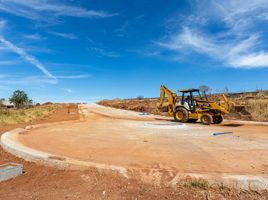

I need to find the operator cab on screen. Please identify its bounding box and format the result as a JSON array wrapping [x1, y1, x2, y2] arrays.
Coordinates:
[[179, 88, 208, 112]]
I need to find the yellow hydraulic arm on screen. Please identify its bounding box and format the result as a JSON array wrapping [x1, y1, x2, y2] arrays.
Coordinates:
[[220, 94, 233, 113], [159, 85, 177, 115]]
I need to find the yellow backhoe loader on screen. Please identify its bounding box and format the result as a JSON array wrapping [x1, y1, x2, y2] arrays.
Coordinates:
[[159, 85, 233, 125]]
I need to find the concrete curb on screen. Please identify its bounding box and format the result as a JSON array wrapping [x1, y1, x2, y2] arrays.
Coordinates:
[[1, 104, 268, 190], [2, 128, 268, 190], [0, 127, 128, 178]]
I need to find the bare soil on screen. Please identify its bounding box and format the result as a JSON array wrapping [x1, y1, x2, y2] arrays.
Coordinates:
[[18, 106, 268, 176], [0, 104, 268, 199]]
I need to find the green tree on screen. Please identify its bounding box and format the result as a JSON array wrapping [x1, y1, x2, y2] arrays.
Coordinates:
[[9, 90, 29, 108]]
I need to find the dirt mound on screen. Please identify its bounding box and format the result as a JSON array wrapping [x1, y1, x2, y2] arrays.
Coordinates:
[[99, 98, 167, 116]]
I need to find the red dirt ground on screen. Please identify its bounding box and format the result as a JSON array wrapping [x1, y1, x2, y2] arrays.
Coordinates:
[[0, 104, 268, 199]]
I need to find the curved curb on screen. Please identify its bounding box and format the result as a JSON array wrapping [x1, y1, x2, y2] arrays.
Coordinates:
[[1, 104, 268, 190], [0, 128, 128, 178], [2, 128, 268, 190]]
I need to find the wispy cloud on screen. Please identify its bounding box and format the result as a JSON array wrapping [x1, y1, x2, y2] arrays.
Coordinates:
[[0, 35, 57, 79], [115, 21, 129, 37], [23, 34, 44, 40], [0, 75, 57, 85], [156, 0, 268, 68], [157, 27, 268, 68], [48, 31, 77, 40], [56, 74, 90, 79], [90, 47, 120, 58], [0, 60, 19, 65], [206, 0, 268, 32], [0, 0, 117, 22], [0, 74, 89, 87]]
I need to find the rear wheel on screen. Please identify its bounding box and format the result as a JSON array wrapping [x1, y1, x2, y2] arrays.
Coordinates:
[[213, 115, 223, 124], [173, 108, 189, 122], [201, 114, 213, 125]]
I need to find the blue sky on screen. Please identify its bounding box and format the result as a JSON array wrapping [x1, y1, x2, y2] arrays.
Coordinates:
[[0, 0, 268, 102]]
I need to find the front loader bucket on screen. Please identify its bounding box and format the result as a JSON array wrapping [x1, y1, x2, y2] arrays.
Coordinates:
[[228, 105, 252, 120]]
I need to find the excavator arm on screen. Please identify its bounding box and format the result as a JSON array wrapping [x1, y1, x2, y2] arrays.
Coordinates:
[[159, 85, 177, 115], [221, 94, 233, 113]]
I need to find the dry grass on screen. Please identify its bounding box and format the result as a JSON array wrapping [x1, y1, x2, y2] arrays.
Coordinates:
[[0, 104, 60, 124], [184, 180, 209, 188], [247, 99, 268, 121]]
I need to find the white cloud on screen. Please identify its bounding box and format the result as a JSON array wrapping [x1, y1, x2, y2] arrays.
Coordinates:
[[56, 74, 90, 79], [48, 31, 77, 40], [0, 0, 117, 22], [193, 0, 268, 32], [0, 35, 57, 79], [229, 53, 268, 68], [0, 60, 19, 65], [156, 27, 217, 54], [23, 34, 44, 40], [157, 27, 268, 68], [156, 0, 268, 68], [0, 75, 57, 85]]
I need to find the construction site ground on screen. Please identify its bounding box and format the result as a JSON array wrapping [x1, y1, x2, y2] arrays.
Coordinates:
[[1, 104, 268, 199]]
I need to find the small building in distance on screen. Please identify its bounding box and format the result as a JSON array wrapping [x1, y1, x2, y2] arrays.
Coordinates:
[[0, 100, 15, 108]]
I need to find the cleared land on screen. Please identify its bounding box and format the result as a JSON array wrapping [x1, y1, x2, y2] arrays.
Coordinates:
[[15, 104, 268, 176], [1, 104, 268, 199], [1, 103, 268, 199]]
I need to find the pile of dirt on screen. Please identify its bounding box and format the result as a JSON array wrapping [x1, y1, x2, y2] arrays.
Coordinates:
[[99, 98, 166, 116]]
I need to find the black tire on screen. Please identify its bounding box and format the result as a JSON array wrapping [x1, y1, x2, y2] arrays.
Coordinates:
[[213, 115, 223, 124], [173, 107, 189, 122], [201, 114, 213, 125]]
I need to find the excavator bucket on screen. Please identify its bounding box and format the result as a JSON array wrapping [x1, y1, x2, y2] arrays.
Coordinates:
[[229, 105, 252, 120]]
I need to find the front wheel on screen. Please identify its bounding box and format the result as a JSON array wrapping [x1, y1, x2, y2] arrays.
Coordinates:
[[201, 114, 213, 125], [173, 108, 189, 122]]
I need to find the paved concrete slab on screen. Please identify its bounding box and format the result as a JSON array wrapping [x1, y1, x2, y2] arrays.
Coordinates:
[[1, 103, 268, 190]]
